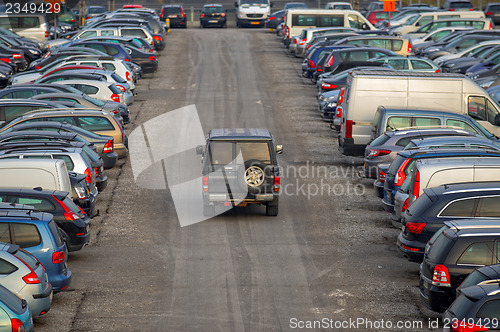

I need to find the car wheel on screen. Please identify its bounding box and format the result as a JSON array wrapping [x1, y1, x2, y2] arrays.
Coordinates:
[[266, 199, 279, 216], [200, 23, 204, 28], [18, 58, 30, 72], [241, 159, 268, 194], [203, 203, 215, 217]]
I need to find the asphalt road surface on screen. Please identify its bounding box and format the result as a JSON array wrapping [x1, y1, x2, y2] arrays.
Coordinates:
[[35, 28, 442, 332]]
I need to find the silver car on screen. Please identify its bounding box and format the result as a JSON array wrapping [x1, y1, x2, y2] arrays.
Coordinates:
[[0, 243, 52, 317]]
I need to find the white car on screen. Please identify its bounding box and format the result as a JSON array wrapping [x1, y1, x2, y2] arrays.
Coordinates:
[[48, 80, 130, 105]]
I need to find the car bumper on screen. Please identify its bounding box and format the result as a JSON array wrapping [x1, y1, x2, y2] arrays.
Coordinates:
[[27, 282, 52, 316], [122, 91, 134, 105], [373, 180, 384, 198], [115, 143, 128, 159], [382, 195, 394, 213], [50, 264, 72, 292], [96, 174, 108, 192], [397, 234, 425, 263], [101, 151, 118, 169], [68, 229, 90, 252], [200, 18, 226, 26], [76, 193, 97, 218], [419, 274, 454, 312], [134, 59, 158, 74], [338, 137, 365, 156], [238, 18, 266, 26]]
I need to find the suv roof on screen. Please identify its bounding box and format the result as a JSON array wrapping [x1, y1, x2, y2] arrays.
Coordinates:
[[208, 128, 273, 140]]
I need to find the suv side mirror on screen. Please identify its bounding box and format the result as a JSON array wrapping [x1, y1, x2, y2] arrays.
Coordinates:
[[276, 144, 283, 154], [196, 145, 204, 155]]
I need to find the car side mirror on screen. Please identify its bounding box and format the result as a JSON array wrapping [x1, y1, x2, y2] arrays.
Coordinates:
[[276, 144, 283, 154], [196, 145, 204, 155]]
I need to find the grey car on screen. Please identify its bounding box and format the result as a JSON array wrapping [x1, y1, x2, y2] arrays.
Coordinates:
[[404, 135, 500, 151], [0, 243, 52, 317], [363, 128, 477, 178]]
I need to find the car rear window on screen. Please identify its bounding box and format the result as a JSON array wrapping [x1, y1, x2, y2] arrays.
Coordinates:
[[62, 196, 81, 215], [108, 84, 120, 94], [12, 197, 55, 212], [0, 284, 25, 315], [447, 293, 476, 319], [78, 116, 115, 131], [406, 192, 432, 217], [0, 258, 16, 274], [459, 270, 489, 290], [370, 134, 390, 147], [14, 248, 38, 271], [164, 7, 182, 14], [203, 6, 224, 13], [12, 223, 41, 248], [47, 220, 63, 247], [388, 155, 407, 175], [111, 73, 126, 83], [427, 228, 455, 261], [440, 198, 477, 217]]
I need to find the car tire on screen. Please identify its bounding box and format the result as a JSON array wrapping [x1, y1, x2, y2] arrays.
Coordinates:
[[18, 58, 30, 72], [203, 203, 215, 217], [266, 199, 279, 216], [200, 23, 204, 28], [242, 159, 268, 194]]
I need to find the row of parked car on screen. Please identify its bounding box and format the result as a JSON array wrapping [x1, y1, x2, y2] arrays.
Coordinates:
[[275, 2, 500, 330], [0, 5, 164, 331]]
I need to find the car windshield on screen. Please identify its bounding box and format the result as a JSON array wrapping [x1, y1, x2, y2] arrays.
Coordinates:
[[83, 94, 105, 106], [241, 0, 268, 5], [402, 14, 421, 26]]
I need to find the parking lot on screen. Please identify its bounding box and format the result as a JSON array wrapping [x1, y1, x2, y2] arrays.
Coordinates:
[[25, 27, 448, 331]]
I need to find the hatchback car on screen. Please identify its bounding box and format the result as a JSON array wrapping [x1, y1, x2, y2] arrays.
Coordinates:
[[485, 3, 500, 24], [0, 283, 33, 332], [443, 0, 474, 11], [160, 5, 186, 28], [0, 204, 71, 292], [420, 219, 500, 312], [456, 263, 500, 296], [399, 181, 500, 263], [200, 4, 227, 28]]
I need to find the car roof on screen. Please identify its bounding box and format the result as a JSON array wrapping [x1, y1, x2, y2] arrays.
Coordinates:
[[387, 128, 472, 137], [399, 147, 500, 158], [203, 4, 223, 7], [428, 181, 500, 196], [411, 135, 496, 145], [378, 107, 480, 119], [209, 128, 273, 140]]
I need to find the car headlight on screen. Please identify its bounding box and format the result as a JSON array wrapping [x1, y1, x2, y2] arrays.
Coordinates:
[[75, 184, 87, 199], [327, 102, 337, 108], [28, 49, 40, 55], [0, 73, 7, 78]]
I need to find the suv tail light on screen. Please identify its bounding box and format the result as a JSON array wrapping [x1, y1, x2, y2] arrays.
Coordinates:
[[435, 69, 441, 73], [406, 221, 426, 234], [45, 31, 49, 38], [84, 168, 92, 184], [11, 318, 25, 332], [338, 88, 345, 104], [299, 38, 307, 46], [115, 84, 126, 92], [0, 58, 11, 63], [486, 11, 493, 15], [378, 169, 386, 182], [293, 38, 297, 44], [126, 71, 131, 81], [181, 7, 186, 18], [22, 271, 40, 284], [53, 195, 81, 221], [432, 264, 451, 287], [103, 139, 113, 153], [368, 149, 390, 157], [321, 83, 337, 90], [395, 158, 411, 186], [449, 8, 455, 11], [412, 169, 420, 200], [274, 176, 280, 192], [111, 93, 120, 103], [345, 120, 353, 138], [149, 56, 157, 61], [336, 106, 342, 118], [308, 59, 315, 68], [153, 35, 162, 41], [452, 321, 489, 331], [489, 22, 493, 30], [407, 41, 412, 54], [203, 176, 208, 192], [402, 198, 409, 212], [52, 251, 66, 264], [326, 55, 334, 68]]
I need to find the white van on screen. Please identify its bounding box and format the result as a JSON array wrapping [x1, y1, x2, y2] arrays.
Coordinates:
[[0, 14, 49, 41], [235, 0, 271, 28], [390, 11, 485, 35], [283, 9, 375, 45], [408, 157, 500, 204], [0, 159, 73, 198], [338, 70, 500, 156]]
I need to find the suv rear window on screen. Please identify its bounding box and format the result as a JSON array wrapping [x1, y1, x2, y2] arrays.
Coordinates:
[[459, 269, 490, 289], [457, 242, 492, 265], [387, 154, 406, 175], [164, 7, 182, 15], [209, 141, 271, 165], [12, 223, 41, 248], [427, 229, 455, 261], [370, 134, 390, 147]]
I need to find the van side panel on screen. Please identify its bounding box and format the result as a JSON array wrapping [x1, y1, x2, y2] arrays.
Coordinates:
[[407, 79, 463, 112], [426, 169, 474, 190], [474, 167, 500, 181]]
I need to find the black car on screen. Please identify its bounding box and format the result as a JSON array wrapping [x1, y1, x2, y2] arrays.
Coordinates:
[[0, 188, 90, 252], [197, 128, 282, 217], [456, 264, 500, 296], [398, 181, 500, 263], [420, 219, 500, 312], [266, 9, 285, 29], [443, 282, 500, 332], [200, 4, 227, 28], [160, 5, 187, 28], [0, 44, 27, 72], [0, 35, 41, 64], [424, 35, 500, 61], [441, 45, 500, 74], [485, 3, 500, 25]]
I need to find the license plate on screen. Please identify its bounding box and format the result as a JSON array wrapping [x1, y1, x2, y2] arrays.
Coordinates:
[[251, 21, 260, 25], [209, 20, 218, 23], [168, 15, 178, 18]]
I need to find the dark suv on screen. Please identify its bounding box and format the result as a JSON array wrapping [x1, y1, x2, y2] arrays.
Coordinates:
[[160, 5, 187, 28], [398, 181, 500, 263], [200, 4, 227, 28], [420, 219, 500, 312], [197, 128, 282, 217]]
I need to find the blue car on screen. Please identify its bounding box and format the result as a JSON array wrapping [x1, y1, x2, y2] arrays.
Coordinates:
[[65, 41, 133, 62], [0, 203, 71, 292], [0, 284, 33, 332]]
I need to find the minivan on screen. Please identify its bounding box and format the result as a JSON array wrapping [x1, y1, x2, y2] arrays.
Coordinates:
[[371, 107, 494, 142], [389, 10, 485, 35], [338, 70, 500, 156], [283, 9, 375, 45], [0, 14, 49, 42], [0, 159, 73, 199]]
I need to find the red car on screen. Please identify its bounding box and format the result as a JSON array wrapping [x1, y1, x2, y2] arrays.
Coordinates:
[[366, 10, 400, 25]]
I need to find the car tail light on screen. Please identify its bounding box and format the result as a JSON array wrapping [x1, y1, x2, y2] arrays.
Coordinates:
[[274, 176, 280, 192], [181, 7, 186, 18], [378, 169, 386, 182], [402, 198, 409, 212], [149, 56, 157, 61], [286, 26, 290, 39], [203, 176, 208, 192], [268, 16, 275, 20], [125, 71, 131, 81], [407, 41, 412, 54], [22, 271, 40, 284], [406, 221, 426, 234], [0, 58, 11, 63], [401, 244, 419, 252], [94, 166, 99, 176], [53, 195, 81, 221], [449, 8, 455, 11], [103, 139, 113, 153], [306, 44, 313, 49], [394, 158, 411, 186], [345, 120, 353, 138], [435, 69, 440, 73], [432, 264, 451, 287], [452, 321, 489, 332], [111, 93, 120, 102], [489, 22, 493, 30], [11, 318, 25, 332], [412, 169, 420, 200], [338, 88, 345, 104], [201, 13, 205, 18], [153, 35, 162, 41], [299, 38, 307, 46], [52, 251, 66, 264], [486, 11, 493, 15], [45, 31, 49, 38], [321, 83, 337, 90], [308, 59, 315, 68], [326, 55, 334, 68], [12, 54, 22, 59], [84, 168, 92, 184], [336, 106, 342, 118], [317, 68, 323, 72], [124, 58, 130, 62], [470, 7, 475, 11], [293, 38, 297, 44], [115, 84, 126, 93], [35, 65, 41, 69], [368, 149, 391, 157]]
